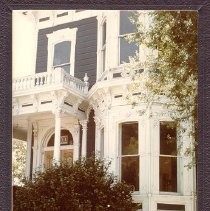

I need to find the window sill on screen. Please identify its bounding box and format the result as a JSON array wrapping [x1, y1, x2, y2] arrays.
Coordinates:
[[159, 191, 181, 196]]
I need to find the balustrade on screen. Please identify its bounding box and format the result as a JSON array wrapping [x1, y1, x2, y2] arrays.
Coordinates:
[[98, 66, 131, 81], [13, 68, 89, 95]]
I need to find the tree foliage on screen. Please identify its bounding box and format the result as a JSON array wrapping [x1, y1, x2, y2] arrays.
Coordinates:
[[126, 11, 198, 160], [13, 155, 140, 211], [12, 139, 27, 185]]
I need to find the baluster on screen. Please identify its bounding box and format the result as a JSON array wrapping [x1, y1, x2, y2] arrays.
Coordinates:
[[40, 76, 43, 85], [26, 77, 29, 88], [23, 78, 26, 89], [13, 80, 16, 91], [17, 79, 20, 90], [44, 75, 46, 85], [36, 76, 39, 86], [47, 73, 51, 85], [29, 76, 32, 88], [52, 72, 55, 84], [25, 78, 27, 89], [50, 73, 53, 84], [45, 75, 48, 85], [28, 77, 30, 88]]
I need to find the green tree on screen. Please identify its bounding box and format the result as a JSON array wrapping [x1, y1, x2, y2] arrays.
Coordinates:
[[126, 11, 198, 164], [13, 155, 140, 211], [12, 138, 27, 185]]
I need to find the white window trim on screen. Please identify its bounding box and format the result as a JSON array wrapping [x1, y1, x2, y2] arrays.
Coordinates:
[[47, 27, 78, 76], [98, 16, 107, 76], [44, 145, 74, 151], [118, 32, 140, 66], [118, 121, 140, 193], [158, 120, 182, 195]]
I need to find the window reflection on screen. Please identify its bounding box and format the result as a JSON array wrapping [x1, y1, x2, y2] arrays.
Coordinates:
[[44, 129, 74, 168], [44, 149, 73, 168], [53, 41, 71, 73], [159, 121, 177, 192], [121, 122, 139, 191], [122, 156, 139, 191]]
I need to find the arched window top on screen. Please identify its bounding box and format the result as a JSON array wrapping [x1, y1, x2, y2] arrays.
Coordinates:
[[47, 129, 73, 146]]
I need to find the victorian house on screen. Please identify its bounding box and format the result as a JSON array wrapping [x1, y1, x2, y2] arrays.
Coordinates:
[[13, 10, 196, 211]]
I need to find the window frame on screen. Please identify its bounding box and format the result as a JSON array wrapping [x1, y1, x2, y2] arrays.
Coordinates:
[[42, 129, 74, 168], [158, 121, 182, 195], [47, 27, 77, 76], [119, 121, 140, 192], [118, 32, 140, 65], [101, 18, 107, 73]]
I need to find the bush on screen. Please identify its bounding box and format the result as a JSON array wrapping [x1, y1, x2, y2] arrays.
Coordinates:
[[13, 155, 140, 211]]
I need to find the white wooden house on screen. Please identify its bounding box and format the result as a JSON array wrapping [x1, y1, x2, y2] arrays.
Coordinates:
[[12, 10, 196, 211]]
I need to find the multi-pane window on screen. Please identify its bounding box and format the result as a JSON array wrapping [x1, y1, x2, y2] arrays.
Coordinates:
[[44, 129, 73, 168], [159, 121, 177, 192], [119, 11, 139, 64], [120, 122, 139, 191], [53, 41, 71, 73], [101, 21, 106, 72]]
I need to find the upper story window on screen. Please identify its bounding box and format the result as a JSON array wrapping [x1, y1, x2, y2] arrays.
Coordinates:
[[101, 20, 107, 72], [119, 11, 139, 64], [47, 28, 77, 75], [120, 122, 139, 191], [159, 121, 177, 192], [53, 41, 71, 73]]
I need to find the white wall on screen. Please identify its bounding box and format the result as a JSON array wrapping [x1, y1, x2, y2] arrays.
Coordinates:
[[12, 11, 37, 78]]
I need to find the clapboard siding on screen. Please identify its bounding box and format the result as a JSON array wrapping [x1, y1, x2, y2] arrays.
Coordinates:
[[36, 17, 97, 87]]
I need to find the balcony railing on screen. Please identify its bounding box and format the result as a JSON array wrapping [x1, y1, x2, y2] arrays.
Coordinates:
[[13, 68, 89, 95], [98, 64, 146, 82], [98, 66, 131, 82]]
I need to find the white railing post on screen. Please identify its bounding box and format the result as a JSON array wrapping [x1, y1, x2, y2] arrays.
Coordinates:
[[83, 73, 89, 93]]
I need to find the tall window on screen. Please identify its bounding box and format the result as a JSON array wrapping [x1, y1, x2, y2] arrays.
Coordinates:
[[53, 41, 71, 73], [159, 121, 177, 192], [47, 28, 77, 75], [120, 122, 139, 191], [101, 20, 106, 72], [119, 11, 139, 64], [44, 129, 73, 168]]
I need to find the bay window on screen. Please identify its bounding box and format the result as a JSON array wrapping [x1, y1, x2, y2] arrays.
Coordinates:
[[120, 122, 139, 191], [159, 121, 177, 192]]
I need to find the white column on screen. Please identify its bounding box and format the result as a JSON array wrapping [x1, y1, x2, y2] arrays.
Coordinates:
[[32, 122, 38, 173], [80, 120, 88, 157], [25, 120, 32, 178], [53, 111, 61, 163], [73, 126, 80, 162], [94, 119, 101, 155]]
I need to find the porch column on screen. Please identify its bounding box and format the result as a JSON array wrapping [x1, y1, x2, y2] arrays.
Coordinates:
[[94, 118, 101, 154], [25, 120, 32, 178], [32, 122, 38, 173], [53, 111, 61, 163], [73, 125, 80, 162], [80, 120, 88, 157]]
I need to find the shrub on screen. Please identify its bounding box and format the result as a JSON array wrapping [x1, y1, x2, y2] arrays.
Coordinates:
[[13, 155, 140, 211]]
